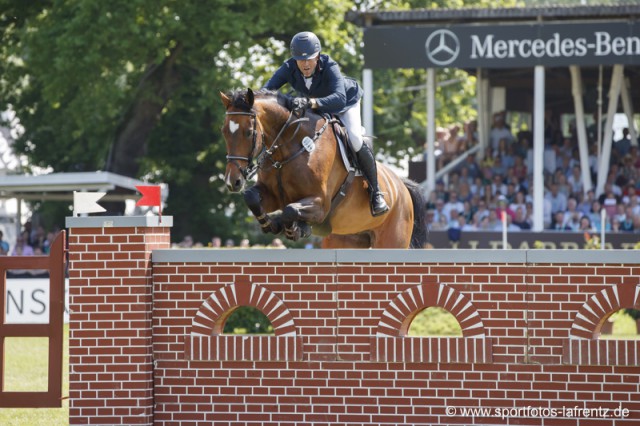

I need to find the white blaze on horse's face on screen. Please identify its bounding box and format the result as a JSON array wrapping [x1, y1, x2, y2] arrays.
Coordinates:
[[223, 115, 252, 192]]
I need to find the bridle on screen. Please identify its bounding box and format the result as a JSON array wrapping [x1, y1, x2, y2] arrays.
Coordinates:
[[224, 108, 317, 179], [224, 111, 263, 180]]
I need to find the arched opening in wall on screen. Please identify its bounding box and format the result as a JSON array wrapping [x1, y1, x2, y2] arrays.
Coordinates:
[[408, 306, 463, 337], [599, 309, 640, 339], [222, 306, 274, 335]]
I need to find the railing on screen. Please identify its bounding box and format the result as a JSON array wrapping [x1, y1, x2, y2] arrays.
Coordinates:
[[0, 231, 66, 407]]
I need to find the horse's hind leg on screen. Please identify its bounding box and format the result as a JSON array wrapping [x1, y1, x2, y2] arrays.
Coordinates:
[[369, 204, 413, 248], [243, 185, 283, 235]]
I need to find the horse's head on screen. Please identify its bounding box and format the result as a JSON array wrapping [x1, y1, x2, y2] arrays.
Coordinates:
[[219, 88, 292, 192], [220, 88, 262, 192]]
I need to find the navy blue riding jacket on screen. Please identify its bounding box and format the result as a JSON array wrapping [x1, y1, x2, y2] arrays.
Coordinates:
[[263, 54, 363, 114]]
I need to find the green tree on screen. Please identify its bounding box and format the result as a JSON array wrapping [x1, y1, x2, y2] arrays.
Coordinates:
[[0, 0, 354, 241], [1, 0, 520, 242]]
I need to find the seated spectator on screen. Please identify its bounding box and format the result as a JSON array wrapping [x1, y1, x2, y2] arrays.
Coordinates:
[[512, 155, 527, 182], [555, 171, 571, 198], [463, 119, 479, 148], [512, 207, 531, 230], [178, 235, 194, 248], [588, 201, 610, 232], [611, 217, 622, 233], [425, 209, 436, 230], [614, 127, 632, 159], [551, 211, 571, 231], [458, 181, 473, 203], [433, 198, 446, 223], [443, 191, 464, 221], [509, 190, 526, 214], [491, 156, 506, 177], [630, 194, 640, 217], [545, 183, 568, 215], [485, 210, 502, 231], [495, 195, 516, 221], [0, 230, 9, 255], [470, 177, 484, 198], [620, 206, 635, 232], [491, 174, 508, 198], [270, 238, 286, 249], [459, 215, 476, 231], [577, 190, 595, 217], [431, 213, 449, 231], [11, 235, 34, 256], [489, 112, 514, 152], [458, 166, 473, 187], [578, 216, 596, 233], [567, 165, 583, 195], [564, 212, 582, 231]]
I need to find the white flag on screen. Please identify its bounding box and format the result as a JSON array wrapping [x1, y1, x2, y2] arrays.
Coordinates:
[[73, 191, 106, 215]]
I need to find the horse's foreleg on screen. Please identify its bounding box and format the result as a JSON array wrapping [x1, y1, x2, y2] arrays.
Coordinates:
[[281, 196, 326, 241], [243, 185, 283, 235]]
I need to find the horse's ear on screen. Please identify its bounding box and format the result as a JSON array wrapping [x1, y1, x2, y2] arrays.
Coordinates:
[[220, 91, 231, 109], [246, 88, 254, 106]]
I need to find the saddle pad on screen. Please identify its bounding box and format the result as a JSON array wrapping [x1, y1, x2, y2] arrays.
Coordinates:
[[335, 130, 364, 177]]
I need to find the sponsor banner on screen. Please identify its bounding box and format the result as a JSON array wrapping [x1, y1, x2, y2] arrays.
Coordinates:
[[4, 278, 70, 324], [428, 230, 640, 249], [364, 21, 640, 69]]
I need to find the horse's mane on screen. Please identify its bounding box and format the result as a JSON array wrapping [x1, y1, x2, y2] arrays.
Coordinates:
[[227, 88, 292, 112]]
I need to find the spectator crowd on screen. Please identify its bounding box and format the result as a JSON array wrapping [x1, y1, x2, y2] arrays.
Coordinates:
[[0, 220, 62, 257], [426, 111, 640, 235]]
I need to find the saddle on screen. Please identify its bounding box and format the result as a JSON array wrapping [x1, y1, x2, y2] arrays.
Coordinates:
[[327, 115, 371, 177], [324, 115, 373, 211]]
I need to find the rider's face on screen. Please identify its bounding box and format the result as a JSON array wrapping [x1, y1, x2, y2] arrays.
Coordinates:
[[296, 56, 318, 77]]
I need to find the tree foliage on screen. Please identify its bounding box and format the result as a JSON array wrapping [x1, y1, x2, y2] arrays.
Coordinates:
[[1, 0, 519, 243]]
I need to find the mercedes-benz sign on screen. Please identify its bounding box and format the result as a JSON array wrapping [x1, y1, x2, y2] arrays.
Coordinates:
[[425, 29, 460, 66]]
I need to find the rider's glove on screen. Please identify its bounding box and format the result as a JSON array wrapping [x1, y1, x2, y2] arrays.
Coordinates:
[[291, 97, 310, 116]]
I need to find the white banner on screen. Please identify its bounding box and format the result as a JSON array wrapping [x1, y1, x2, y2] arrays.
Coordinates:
[[4, 278, 70, 324]]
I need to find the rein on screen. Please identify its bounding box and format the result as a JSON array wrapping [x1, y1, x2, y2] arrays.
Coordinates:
[[225, 107, 330, 182]]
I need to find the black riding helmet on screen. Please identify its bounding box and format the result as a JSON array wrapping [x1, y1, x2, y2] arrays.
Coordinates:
[[290, 31, 321, 60]]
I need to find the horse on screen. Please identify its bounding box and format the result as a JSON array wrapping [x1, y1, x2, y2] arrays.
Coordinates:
[[219, 88, 427, 249]]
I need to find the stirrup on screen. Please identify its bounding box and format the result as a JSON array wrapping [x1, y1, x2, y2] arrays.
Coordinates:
[[370, 192, 389, 217]]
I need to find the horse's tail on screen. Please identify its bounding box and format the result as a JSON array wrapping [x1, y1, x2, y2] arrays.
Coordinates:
[[403, 178, 428, 249]]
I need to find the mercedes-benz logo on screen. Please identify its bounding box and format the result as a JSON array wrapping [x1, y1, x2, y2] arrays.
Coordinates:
[[425, 29, 460, 66]]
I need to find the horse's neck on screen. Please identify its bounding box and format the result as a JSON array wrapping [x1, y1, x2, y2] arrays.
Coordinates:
[[259, 106, 313, 157]]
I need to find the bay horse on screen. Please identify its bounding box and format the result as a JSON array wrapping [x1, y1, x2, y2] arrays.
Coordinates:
[[219, 88, 427, 249]]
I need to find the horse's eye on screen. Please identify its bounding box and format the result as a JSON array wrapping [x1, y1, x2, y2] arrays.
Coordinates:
[[245, 129, 253, 138]]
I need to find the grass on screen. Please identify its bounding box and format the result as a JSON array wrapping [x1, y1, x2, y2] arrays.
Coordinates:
[[600, 310, 640, 340], [0, 324, 69, 426], [409, 306, 463, 336]]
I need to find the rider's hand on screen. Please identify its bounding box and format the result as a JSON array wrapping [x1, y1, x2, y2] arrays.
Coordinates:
[[292, 97, 310, 116]]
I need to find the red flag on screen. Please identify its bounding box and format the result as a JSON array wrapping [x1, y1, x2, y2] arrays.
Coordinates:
[[136, 185, 162, 207]]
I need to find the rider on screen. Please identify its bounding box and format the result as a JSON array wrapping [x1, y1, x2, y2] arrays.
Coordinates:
[[263, 31, 389, 217]]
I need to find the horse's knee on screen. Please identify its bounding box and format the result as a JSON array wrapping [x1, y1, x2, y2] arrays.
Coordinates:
[[282, 205, 299, 224], [243, 186, 261, 210]]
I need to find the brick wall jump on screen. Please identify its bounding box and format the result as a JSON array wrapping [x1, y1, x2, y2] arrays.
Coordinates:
[[67, 217, 640, 426]]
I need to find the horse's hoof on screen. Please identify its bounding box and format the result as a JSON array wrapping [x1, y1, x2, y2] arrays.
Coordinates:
[[299, 222, 312, 239], [284, 224, 301, 241]]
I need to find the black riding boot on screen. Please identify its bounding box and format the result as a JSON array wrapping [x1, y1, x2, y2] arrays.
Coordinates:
[[356, 144, 390, 217]]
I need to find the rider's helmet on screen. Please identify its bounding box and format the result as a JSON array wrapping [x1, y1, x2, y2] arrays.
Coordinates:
[[290, 32, 321, 60]]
